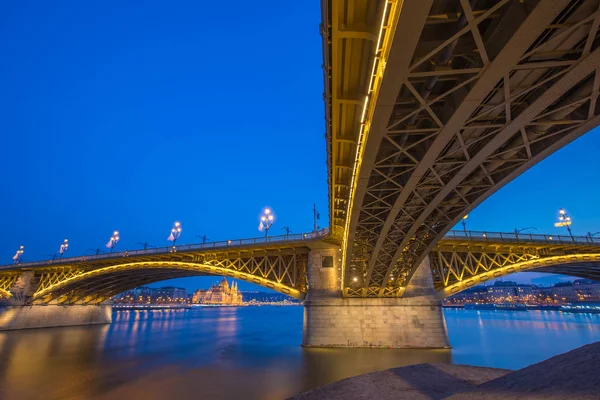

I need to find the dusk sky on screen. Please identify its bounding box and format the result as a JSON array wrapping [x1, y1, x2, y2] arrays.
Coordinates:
[[1, 1, 599, 291]]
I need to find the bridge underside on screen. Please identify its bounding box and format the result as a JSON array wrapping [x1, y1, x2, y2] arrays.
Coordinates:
[[326, 0, 600, 297], [0, 248, 310, 305], [430, 241, 600, 297]]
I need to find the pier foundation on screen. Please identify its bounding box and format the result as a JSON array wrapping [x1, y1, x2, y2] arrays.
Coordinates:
[[0, 271, 112, 330], [0, 304, 112, 331], [302, 251, 450, 348]]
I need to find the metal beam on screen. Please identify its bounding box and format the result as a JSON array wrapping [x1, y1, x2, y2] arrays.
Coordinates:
[[393, 46, 600, 287], [342, 0, 434, 293], [362, 1, 570, 291]]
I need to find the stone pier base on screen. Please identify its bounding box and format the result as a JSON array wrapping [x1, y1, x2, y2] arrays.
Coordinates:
[[302, 254, 450, 348], [0, 305, 112, 331], [302, 297, 449, 348]]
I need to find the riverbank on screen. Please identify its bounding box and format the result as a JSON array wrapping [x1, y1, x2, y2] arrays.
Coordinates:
[[291, 341, 600, 399]]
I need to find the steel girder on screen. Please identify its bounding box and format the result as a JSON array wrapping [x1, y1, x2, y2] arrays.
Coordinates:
[[0, 273, 19, 299], [0, 248, 309, 305], [431, 246, 600, 298], [340, 0, 600, 297], [323, 0, 391, 242]]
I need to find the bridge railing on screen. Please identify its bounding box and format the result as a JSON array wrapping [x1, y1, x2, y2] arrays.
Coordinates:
[[5, 228, 598, 270], [445, 230, 600, 245], [0, 228, 330, 270]]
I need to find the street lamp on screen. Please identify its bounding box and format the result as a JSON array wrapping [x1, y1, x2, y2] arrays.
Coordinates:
[[59, 239, 69, 259], [554, 208, 573, 238], [106, 231, 120, 252], [168, 221, 182, 247], [258, 208, 274, 238], [461, 214, 468, 234], [12, 245, 24, 264]]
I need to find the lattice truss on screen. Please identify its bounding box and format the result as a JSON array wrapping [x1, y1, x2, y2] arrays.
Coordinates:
[[31, 250, 308, 305], [323, 0, 386, 241], [430, 246, 600, 297], [430, 249, 537, 291], [0, 273, 19, 299], [346, 0, 600, 297]]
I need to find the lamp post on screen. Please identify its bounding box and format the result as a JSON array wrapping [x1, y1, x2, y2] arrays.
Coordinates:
[[554, 209, 573, 239], [86, 248, 101, 256], [588, 232, 600, 242], [461, 214, 468, 234], [106, 231, 120, 252], [168, 221, 182, 248], [259, 208, 274, 238], [282, 226, 292, 239], [514, 227, 536, 239], [59, 239, 69, 259], [12, 245, 24, 264]]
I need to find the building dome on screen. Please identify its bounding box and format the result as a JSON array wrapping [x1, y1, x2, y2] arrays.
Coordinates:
[[219, 278, 229, 289]]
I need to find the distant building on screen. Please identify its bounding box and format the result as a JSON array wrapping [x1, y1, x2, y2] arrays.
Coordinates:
[[131, 286, 153, 304], [192, 289, 207, 304], [485, 281, 536, 302], [113, 286, 188, 305], [201, 278, 243, 305], [153, 286, 188, 304], [551, 279, 600, 302]]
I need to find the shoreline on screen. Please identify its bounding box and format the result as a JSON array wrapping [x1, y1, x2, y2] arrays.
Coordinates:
[[112, 303, 301, 310]]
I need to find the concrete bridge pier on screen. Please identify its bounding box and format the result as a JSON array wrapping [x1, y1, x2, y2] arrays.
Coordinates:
[[302, 251, 450, 348], [0, 271, 112, 331]]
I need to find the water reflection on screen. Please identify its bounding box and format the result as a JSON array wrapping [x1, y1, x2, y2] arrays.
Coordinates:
[[446, 308, 600, 369], [0, 307, 598, 399]]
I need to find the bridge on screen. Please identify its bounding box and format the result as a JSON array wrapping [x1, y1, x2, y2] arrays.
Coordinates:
[[2, 0, 600, 347], [1, 230, 599, 303]]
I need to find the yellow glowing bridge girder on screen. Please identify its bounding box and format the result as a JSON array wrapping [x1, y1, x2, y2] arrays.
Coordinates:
[[438, 253, 600, 299], [0, 274, 19, 299], [33, 261, 305, 301]]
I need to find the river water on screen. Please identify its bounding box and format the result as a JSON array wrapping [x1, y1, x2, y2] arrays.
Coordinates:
[[0, 307, 599, 400]]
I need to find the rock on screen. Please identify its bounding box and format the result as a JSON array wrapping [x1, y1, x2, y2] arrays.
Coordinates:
[[291, 341, 600, 399], [289, 364, 510, 400], [446, 341, 600, 400]]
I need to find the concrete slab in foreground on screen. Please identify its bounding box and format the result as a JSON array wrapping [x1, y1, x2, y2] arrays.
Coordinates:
[[291, 341, 600, 400]]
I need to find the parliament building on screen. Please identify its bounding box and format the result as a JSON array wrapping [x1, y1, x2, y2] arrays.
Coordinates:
[[193, 278, 243, 305]]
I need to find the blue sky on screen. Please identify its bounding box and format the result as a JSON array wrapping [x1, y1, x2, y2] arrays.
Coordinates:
[[1, 1, 598, 292]]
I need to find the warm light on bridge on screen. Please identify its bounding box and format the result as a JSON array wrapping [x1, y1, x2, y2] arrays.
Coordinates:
[[106, 231, 119, 253], [259, 208, 274, 238], [59, 239, 69, 259]]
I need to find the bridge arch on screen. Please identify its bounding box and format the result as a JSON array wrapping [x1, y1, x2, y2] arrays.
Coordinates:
[[438, 253, 600, 299], [32, 261, 306, 304]]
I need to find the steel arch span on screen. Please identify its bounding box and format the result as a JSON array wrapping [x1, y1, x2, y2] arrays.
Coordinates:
[[433, 252, 600, 298], [0, 248, 310, 305], [31, 260, 305, 305], [325, 0, 600, 298]]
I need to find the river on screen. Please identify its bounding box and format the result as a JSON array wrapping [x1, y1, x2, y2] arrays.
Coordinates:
[[0, 307, 599, 400]]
